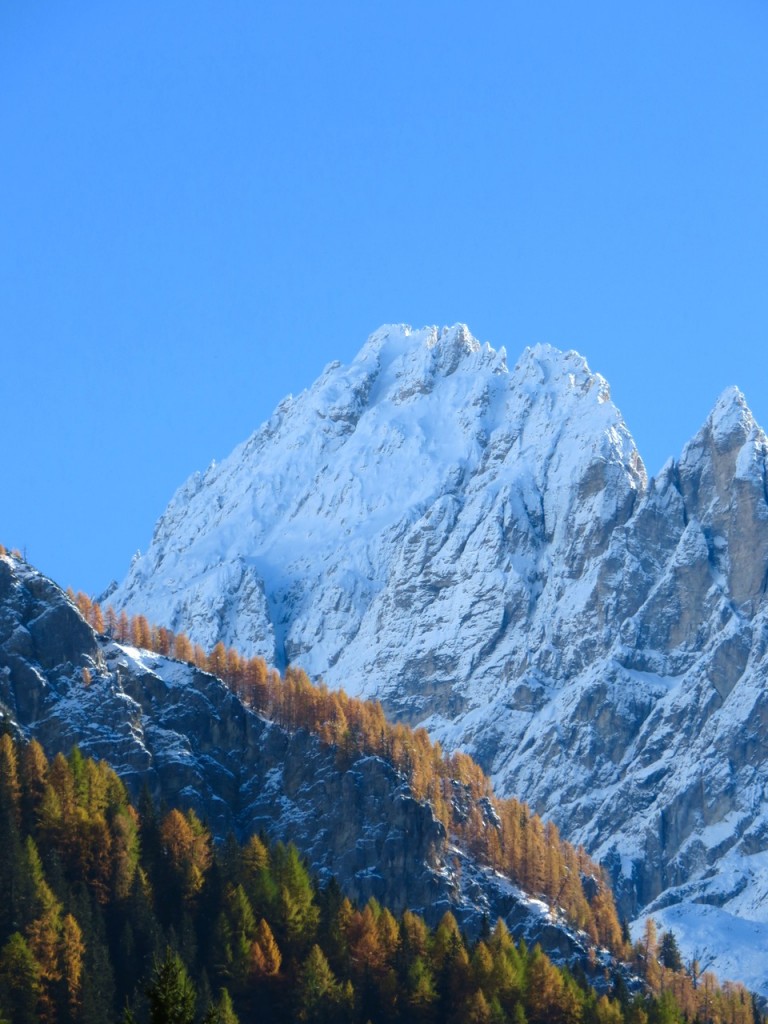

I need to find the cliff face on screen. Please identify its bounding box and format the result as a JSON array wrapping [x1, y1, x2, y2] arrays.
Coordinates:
[[0, 551, 605, 972], [105, 325, 768, 990], [476, 388, 768, 887]]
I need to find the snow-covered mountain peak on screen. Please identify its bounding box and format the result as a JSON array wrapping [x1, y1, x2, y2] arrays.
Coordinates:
[[680, 386, 760, 462], [355, 321, 479, 361], [107, 324, 768, 990], [678, 386, 766, 493], [502, 344, 646, 502], [514, 341, 588, 376], [110, 325, 647, 670], [429, 322, 481, 353], [664, 385, 768, 610], [351, 322, 501, 390], [511, 343, 615, 407], [707, 385, 759, 447]]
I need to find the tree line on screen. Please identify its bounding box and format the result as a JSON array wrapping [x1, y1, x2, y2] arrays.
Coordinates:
[[68, 591, 623, 953]]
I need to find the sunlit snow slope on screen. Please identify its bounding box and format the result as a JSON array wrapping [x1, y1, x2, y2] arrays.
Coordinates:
[[111, 324, 645, 707]]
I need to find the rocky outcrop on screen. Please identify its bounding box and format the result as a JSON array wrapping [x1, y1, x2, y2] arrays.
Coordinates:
[[0, 552, 606, 974], [477, 388, 768, 905]]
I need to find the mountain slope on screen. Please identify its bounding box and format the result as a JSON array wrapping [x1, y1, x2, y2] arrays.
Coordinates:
[[0, 550, 616, 975], [107, 325, 768, 991], [109, 325, 646, 714]]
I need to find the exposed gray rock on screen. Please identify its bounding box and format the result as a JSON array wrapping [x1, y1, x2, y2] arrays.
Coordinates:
[[0, 552, 611, 978]]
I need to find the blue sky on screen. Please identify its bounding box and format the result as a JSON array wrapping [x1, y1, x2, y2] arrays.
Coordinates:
[[1, 1, 767, 595]]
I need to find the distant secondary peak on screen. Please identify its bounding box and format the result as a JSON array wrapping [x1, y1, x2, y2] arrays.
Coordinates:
[[709, 385, 752, 425], [705, 386, 761, 448], [678, 386, 763, 476]]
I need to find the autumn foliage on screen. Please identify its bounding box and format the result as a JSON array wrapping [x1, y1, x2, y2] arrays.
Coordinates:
[[0, 720, 760, 1023], [68, 593, 625, 953]]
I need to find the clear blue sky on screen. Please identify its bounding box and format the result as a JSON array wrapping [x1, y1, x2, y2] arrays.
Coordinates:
[[1, 1, 767, 595]]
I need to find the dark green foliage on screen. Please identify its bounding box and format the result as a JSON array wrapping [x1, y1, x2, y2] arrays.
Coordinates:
[[0, 932, 41, 1024], [646, 990, 682, 1024], [0, 734, 759, 1024], [657, 932, 683, 973], [71, 880, 117, 1024], [201, 986, 239, 1024], [147, 948, 196, 1024], [271, 842, 320, 955]]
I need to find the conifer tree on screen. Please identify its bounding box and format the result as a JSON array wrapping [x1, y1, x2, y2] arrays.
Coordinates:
[[471, 941, 494, 993], [465, 988, 492, 1024], [401, 909, 430, 960], [20, 738, 48, 832], [205, 987, 240, 1024], [251, 919, 282, 977], [272, 843, 320, 953], [105, 605, 119, 637], [0, 734, 26, 941], [432, 911, 463, 971], [68, 879, 116, 1024], [24, 836, 63, 1005], [638, 918, 661, 993], [112, 805, 141, 901], [0, 734, 21, 826], [117, 610, 130, 643], [131, 615, 152, 650], [159, 809, 212, 901], [658, 931, 684, 973], [525, 944, 571, 1024], [242, 834, 269, 875], [147, 948, 197, 1024], [214, 884, 257, 984], [91, 601, 105, 634], [296, 944, 345, 1023], [60, 913, 86, 1019], [208, 642, 228, 679], [405, 955, 437, 1018], [0, 931, 41, 1024], [173, 632, 193, 664]]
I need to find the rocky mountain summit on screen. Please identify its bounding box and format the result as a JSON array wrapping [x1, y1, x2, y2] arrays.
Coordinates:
[[108, 324, 768, 992], [0, 551, 609, 975]]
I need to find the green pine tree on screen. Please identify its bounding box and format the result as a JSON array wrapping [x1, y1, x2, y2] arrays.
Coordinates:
[[658, 931, 684, 973], [147, 948, 196, 1024], [203, 987, 239, 1024], [0, 931, 42, 1024]]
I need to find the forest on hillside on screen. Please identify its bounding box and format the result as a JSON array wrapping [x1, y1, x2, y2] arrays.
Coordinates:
[[70, 589, 622, 951], [0, 734, 759, 1024]]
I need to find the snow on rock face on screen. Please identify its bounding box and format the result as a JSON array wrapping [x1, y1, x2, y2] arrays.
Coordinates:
[[108, 325, 768, 992], [110, 325, 645, 702]]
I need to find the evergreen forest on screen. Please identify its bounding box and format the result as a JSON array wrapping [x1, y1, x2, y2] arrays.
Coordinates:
[[0, 733, 759, 1024]]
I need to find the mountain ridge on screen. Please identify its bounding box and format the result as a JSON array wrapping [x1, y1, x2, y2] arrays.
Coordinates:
[[0, 548, 623, 981]]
